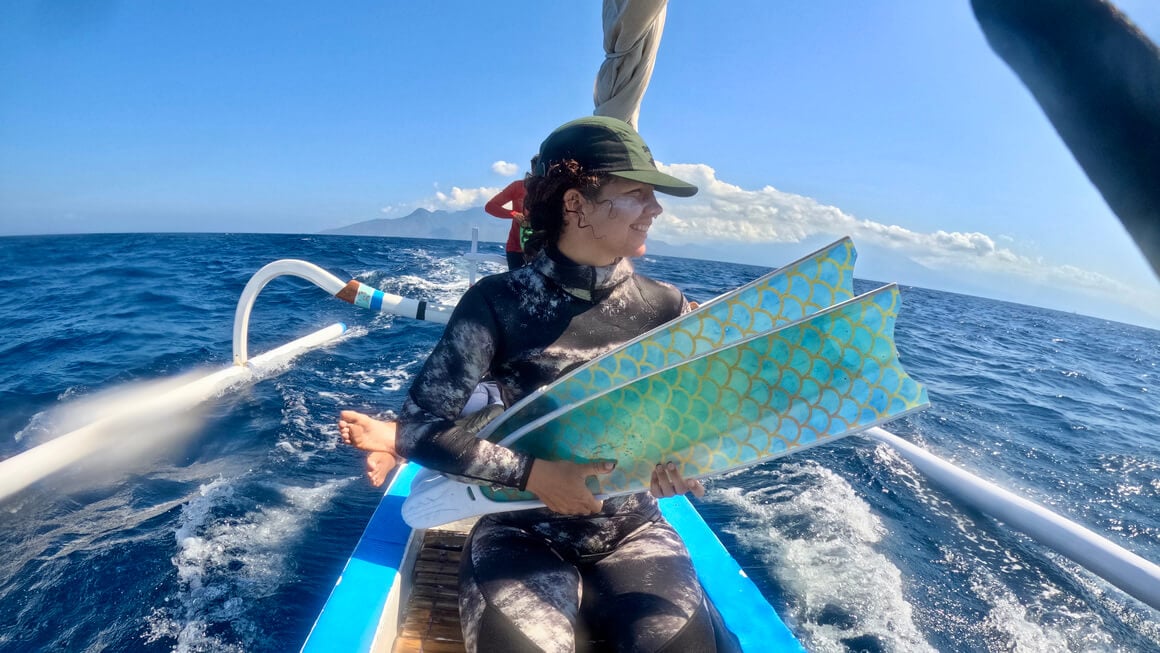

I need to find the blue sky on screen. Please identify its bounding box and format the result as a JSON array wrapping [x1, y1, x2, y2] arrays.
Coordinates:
[[2, 1, 1159, 327]]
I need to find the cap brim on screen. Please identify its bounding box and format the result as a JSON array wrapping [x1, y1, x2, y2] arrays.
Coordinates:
[[609, 170, 699, 197]]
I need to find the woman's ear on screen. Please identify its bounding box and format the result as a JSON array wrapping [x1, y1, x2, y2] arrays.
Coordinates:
[[563, 188, 584, 213]]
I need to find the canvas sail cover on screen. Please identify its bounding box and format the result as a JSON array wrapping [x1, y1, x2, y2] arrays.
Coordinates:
[[594, 0, 668, 129]]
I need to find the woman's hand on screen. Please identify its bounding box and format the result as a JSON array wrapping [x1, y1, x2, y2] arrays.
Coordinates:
[[526, 458, 616, 515], [651, 462, 705, 499]]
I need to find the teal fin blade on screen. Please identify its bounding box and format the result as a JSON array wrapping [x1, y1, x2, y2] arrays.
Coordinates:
[[480, 237, 857, 444], [482, 284, 928, 502]]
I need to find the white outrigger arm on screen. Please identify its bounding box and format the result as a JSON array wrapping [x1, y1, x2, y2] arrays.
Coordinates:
[[0, 253, 468, 502], [230, 227, 503, 365], [864, 427, 1159, 611], [231, 259, 455, 366]]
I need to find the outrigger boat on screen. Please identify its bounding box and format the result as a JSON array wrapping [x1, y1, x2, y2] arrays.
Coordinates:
[[284, 238, 1157, 653], [300, 464, 804, 653], [0, 232, 1154, 651], [300, 1, 1160, 648], [2, 2, 1157, 651], [276, 235, 808, 651]]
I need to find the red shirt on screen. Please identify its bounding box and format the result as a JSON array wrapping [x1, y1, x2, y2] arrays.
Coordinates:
[[485, 180, 527, 252]]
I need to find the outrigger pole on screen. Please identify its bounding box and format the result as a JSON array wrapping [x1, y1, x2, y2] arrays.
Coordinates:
[[231, 259, 455, 366], [230, 227, 502, 365], [0, 323, 346, 501], [0, 256, 464, 502], [864, 427, 1160, 611]]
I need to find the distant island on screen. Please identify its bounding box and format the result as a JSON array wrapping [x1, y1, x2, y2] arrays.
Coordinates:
[[319, 208, 939, 281], [321, 207, 510, 243], [320, 207, 724, 261]]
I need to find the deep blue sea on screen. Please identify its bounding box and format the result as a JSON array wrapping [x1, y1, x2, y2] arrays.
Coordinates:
[[0, 233, 1157, 653]]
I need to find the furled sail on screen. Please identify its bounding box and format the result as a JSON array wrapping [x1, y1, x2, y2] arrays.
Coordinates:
[[593, 0, 668, 128]]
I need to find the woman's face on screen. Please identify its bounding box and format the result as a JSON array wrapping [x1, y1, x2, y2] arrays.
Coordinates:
[[566, 178, 664, 264]]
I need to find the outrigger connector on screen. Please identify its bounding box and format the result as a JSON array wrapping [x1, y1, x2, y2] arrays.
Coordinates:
[[334, 280, 452, 324], [231, 260, 456, 366]]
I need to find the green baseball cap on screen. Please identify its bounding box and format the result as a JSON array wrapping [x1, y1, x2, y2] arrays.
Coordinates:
[[533, 116, 698, 197]]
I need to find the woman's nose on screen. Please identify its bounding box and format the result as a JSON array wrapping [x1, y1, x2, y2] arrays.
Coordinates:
[[646, 190, 663, 217]]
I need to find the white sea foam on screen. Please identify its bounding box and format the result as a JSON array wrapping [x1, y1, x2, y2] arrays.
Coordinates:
[[323, 357, 421, 397], [271, 381, 323, 461], [353, 250, 501, 308], [871, 441, 1151, 651], [145, 476, 350, 652], [265, 345, 422, 462], [954, 550, 1122, 653], [709, 462, 935, 653], [396, 272, 468, 306], [338, 366, 415, 394], [1046, 552, 1160, 649], [3, 373, 212, 501]]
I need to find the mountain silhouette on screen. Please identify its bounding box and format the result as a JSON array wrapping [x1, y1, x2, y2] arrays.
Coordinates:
[[321, 207, 510, 243]]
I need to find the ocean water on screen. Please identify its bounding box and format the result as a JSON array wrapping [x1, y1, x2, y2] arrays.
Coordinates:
[[0, 233, 1157, 653]]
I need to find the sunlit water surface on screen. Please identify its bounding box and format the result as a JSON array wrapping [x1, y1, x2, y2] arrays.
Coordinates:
[[0, 233, 1156, 652]]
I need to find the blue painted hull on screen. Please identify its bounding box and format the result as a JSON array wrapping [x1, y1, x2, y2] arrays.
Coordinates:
[[302, 463, 804, 652]]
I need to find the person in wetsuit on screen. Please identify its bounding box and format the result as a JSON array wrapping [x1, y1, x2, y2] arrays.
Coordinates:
[[393, 116, 735, 652]]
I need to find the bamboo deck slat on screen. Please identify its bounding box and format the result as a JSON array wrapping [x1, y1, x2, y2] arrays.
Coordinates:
[[390, 524, 608, 652], [392, 529, 469, 653]]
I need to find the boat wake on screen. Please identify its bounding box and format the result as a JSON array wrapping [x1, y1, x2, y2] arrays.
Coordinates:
[[708, 434, 1159, 652], [144, 473, 351, 653], [710, 462, 934, 653]]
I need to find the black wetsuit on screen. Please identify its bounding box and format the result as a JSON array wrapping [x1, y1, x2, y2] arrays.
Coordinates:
[[398, 247, 731, 652]]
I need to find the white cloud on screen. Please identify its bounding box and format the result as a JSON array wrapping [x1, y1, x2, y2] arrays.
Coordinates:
[[379, 185, 502, 217], [382, 162, 1159, 325], [652, 162, 1156, 309], [400, 184, 500, 213], [491, 160, 519, 176], [430, 186, 499, 210]]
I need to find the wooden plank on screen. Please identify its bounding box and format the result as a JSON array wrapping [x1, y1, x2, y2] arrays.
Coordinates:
[[401, 624, 462, 640], [415, 557, 460, 571], [409, 585, 460, 601], [392, 527, 470, 653], [393, 637, 466, 653], [401, 608, 461, 628], [412, 573, 459, 587], [391, 522, 614, 653], [418, 550, 464, 561]]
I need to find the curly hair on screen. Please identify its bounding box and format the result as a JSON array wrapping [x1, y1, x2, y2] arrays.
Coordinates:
[[521, 159, 609, 259]]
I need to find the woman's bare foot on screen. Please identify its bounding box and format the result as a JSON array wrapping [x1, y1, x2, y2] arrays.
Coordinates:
[[339, 411, 403, 486], [365, 451, 396, 487], [338, 410, 398, 453]]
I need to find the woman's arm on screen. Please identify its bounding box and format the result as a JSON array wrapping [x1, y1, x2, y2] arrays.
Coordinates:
[[396, 285, 534, 489], [484, 180, 525, 221]]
